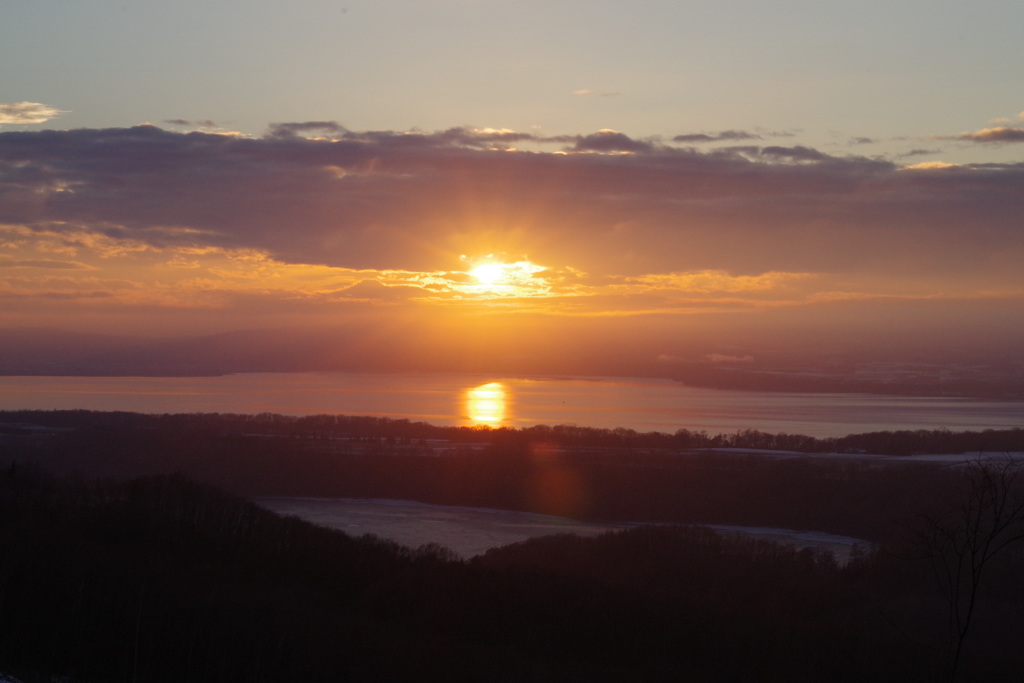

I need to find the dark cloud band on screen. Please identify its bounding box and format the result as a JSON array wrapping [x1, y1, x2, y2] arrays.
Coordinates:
[[1, 124, 1021, 279]]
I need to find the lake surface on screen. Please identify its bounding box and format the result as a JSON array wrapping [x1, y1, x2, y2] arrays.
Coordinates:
[[2, 371, 1023, 438], [257, 497, 874, 564]]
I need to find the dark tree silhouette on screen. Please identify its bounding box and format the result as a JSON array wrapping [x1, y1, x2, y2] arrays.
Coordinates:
[[913, 458, 1024, 681]]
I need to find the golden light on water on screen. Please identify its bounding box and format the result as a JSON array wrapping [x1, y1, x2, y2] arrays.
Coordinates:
[[466, 381, 507, 426]]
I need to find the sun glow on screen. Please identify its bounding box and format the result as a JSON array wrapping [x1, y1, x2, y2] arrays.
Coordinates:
[[461, 256, 550, 297], [470, 262, 507, 286]]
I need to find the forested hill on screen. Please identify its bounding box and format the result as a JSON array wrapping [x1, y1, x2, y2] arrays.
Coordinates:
[[3, 411, 1024, 680], [2, 409, 1023, 544], [2, 468, 1022, 682]]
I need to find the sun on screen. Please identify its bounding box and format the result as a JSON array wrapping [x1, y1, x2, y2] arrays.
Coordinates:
[[458, 255, 551, 298], [470, 262, 508, 286]]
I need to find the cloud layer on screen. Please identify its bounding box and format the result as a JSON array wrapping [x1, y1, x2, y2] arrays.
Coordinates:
[[1, 123, 1022, 368], [2, 123, 1022, 281]]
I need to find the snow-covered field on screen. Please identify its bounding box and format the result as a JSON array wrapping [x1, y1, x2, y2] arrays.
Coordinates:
[[700, 449, 1024, 464], [703, 525, 873, 565], [258, 497, 874, 565], [259, 497, 633, 558]]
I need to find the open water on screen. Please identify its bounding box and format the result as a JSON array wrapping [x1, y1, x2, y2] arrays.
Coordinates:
[[2, 371, 1022, 438]]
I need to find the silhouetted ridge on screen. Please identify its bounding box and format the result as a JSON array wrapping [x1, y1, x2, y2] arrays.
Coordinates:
[[2, 450, 1024, 680]]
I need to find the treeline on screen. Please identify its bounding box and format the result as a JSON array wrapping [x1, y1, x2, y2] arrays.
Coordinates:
[[0, 411, 989, 544], [4, 408, 1024, 455], [4, 467, 1023, 681]]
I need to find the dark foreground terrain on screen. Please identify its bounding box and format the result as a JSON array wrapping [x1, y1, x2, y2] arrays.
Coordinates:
[[2, 410, 1024, 681]]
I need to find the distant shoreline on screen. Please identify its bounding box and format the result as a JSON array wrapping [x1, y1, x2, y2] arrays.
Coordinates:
[[0, 368, 1020, 401]]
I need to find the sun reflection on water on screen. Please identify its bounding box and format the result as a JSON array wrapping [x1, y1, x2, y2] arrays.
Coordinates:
[[466, 382, 507, 426]]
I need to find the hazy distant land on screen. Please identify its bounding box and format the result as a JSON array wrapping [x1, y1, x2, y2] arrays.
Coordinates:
[[2, 326, 1023, 398]]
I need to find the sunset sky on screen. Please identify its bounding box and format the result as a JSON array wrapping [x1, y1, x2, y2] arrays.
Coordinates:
[[3, 0, 1024, 377]]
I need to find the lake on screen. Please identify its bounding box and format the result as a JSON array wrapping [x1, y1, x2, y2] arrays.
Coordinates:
[[2, 371, 1022, 438]]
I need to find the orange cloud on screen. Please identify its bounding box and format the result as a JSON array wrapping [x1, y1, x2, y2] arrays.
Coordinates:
[[900, 161, 961, 171], [625, 270, 814, 294], [959, 126, 1024, 143], [0, 102, 67, 126]]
